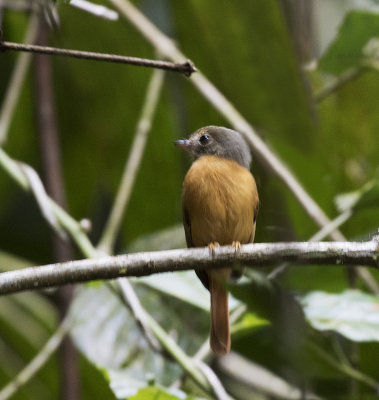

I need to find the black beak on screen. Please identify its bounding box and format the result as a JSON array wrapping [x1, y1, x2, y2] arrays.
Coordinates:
[[174, 139, 191, 149]]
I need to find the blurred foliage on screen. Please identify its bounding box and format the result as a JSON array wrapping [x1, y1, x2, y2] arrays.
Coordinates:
[[335, 175, 379, 213], [1, 1, 379, 399], [302, 290, 379, 342], [319, 10, 379, 74]]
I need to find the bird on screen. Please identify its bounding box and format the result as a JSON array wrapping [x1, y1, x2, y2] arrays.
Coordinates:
[[175, 126, 259, 354]]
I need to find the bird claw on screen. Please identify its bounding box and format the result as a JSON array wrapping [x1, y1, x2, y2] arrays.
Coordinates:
[[208, 242, 220, 256], [232, 241, 241, 252]]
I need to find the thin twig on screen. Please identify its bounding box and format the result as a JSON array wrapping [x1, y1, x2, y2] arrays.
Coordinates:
[[0, 315, 73, 400], [267, 209, 379, 294], [308, 209, 353, 242], [0, 40, 196, 77], [18, 162, 67, 239], [141, 306, 210, 393], [307, 342, 379, 391], [193, 360, 232, 400], [111, 272, 230, 398], [217, 351, 320, 400], [314, 66, 366, 103], [268, 209, 354, 280], [114, 279, 162, 352], [0, 13, 39, 145], [192, 304, 247, 362], [171, 305, 247, 392], [112, 280, 212, 393], [69, 0, 118, 20], [98, 68, 165, 253], [0, 239, 378, 296]]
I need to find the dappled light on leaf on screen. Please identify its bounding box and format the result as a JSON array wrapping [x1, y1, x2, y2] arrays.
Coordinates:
[[302, 289, 379, 342]]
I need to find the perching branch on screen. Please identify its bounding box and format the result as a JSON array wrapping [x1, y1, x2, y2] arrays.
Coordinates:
[[0, 39, 196, 77], [1, 239, 378, 296]]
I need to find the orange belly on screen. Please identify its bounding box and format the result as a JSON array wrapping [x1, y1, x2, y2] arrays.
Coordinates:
[[182, 155, 258, 246]]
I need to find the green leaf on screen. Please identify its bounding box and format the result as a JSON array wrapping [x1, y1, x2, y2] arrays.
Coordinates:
[[114, 383, 198, 400], [229, 272, 306, 329], [334, 176, 379, 212], [302, 289, 379, 342], [231, 312, 269, 336], [135, 272, 243, 313], [134, 272, 210, 312], [319, 10, 379, 74], [69, 283, 208, 398], [0, 250, 33, 271], [127, 225, 186, 253], [70, 284, 181, 381]]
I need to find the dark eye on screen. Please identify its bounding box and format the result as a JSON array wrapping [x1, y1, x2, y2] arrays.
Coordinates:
[[199, 134, 210, 145]]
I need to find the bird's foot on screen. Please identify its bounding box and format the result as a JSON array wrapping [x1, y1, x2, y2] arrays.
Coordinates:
[[232, 241, 241, 252], [208, 242, 220, 256], [231, 241, 243, 280]]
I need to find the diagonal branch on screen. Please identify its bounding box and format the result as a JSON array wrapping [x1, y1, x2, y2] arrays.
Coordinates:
[[0, 147, 96, 258], [314, 66, 366, 103], [112, 280, 213, 394], [0, 315, 73, 400], [1, 239, 378, 296]]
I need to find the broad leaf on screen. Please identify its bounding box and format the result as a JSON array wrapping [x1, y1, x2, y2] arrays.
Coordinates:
[[69, 283, 208, 399], [108, 375, 199, 400], [135, 272, 242, 313], [231, 312, 269, 336], [134, 272, 210, 312], [319, 10, 379, 74], [302, 289, 379, 342]]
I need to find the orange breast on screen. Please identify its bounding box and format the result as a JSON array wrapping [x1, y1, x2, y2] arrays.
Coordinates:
[[182, 155, 258, 247]]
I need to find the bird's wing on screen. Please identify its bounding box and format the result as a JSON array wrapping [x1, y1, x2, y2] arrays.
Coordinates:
[[183, 206, 193, 247], [249, 200, 259, 243], [183, 205, 210, 289]]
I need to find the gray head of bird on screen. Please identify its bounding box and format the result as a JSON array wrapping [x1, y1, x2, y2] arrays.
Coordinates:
[[175, 126, 252, 170]]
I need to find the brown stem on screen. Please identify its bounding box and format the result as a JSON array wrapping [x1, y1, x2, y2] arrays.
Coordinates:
[[33, 19, 79, 400], [0, 39, 196, 77]]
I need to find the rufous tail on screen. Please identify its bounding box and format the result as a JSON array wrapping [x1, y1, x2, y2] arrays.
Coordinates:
[[209, 268, 231, 355]]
